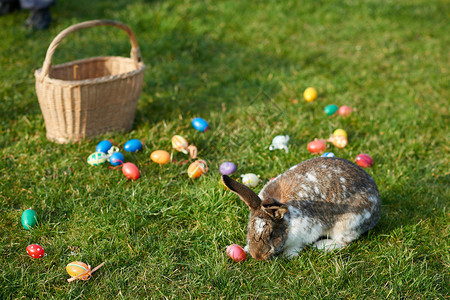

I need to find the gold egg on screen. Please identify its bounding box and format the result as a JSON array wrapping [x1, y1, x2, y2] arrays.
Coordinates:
[[151, 150, 171, 164]]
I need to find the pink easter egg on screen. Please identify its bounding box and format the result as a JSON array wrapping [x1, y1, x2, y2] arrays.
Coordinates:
[[226, 244, 246, 262], [338, 105, 352, 117], [356, 153, 373, 168], [122, 162, 140, 180], [307, 140, 326, 154]]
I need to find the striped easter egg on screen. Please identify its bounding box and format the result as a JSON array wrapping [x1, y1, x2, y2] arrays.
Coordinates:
[[356, 153, 373, 168], [66, 261, 91, 280]]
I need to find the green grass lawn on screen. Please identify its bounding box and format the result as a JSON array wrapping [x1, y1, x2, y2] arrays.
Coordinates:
[[0, 0, 448, 298]]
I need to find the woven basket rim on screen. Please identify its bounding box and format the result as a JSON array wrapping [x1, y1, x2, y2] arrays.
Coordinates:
[[34, 55, 146, 87]]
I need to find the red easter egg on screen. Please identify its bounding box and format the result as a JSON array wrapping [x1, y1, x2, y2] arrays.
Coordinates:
[[356, 153, 373, 168], [226, 244, 246, 262], [26, 244, 45, 259], [122, 162, 140, 180], [307, 140, 326, 154], [338, 105, 352, 117]]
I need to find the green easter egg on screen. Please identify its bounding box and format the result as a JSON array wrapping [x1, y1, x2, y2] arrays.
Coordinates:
[[21, 209, 38, 230], [87, 152, 107, 166], [324, 104, 339, 116]]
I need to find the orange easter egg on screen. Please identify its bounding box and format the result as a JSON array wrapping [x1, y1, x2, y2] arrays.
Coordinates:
[[151, 150, 170, 164], [187, 160, 208, 179], [66, 261, 91, 280]]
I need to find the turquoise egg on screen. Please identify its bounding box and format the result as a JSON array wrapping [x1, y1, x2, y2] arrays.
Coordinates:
[[87, 152, 108, 166], [96, 140, 112, 154], [192, 118, 210, 132], [21, 209, 38, 230], [124, 139, 143, 152], [324, 104, 339, 116]]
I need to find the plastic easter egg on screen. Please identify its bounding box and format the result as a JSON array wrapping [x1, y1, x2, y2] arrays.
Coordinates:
[[151, 150, 170, 165], [26, 244, 44, 259], [66, 261, 91, 280], [122, 162, 139, 180], [109, 152, 124, 166], [219, 162, 237, 175], [338, 105, 352, 117], [303, 87, 318, 102], [356, 153, 373, 168], [241, 173, 260, 187], [269, 135, 290, 153], [307, 140, 326, 154], [226, 244, 246, 262], [21, 208, 38, 230], [324, 104, 339, 116], [96, 140, 112, 154], [124, 139, 143, 152], [172, 135, 189, 154], [192, 117, 210, 132], [322, 152, 335, 158], [333, 129, 348, 138], [87, 152, 108, 166], [330, 135, 348, 148]]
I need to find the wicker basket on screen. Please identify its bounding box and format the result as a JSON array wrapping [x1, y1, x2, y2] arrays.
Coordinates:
[[35, 20, 146, 143]]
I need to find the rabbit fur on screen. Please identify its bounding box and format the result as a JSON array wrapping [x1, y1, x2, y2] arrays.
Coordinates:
[[222, 157, 380, 260]]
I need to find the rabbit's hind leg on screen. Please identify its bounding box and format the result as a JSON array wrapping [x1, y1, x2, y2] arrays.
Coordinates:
[[313, 239, 347, 251]]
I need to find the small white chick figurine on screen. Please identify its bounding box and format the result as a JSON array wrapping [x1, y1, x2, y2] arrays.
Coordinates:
[[269, 135, 290, 153]]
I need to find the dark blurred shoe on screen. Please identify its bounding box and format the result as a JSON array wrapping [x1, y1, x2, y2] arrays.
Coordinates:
[[0, 0, 20, 16], [25, 7, 52, 30]]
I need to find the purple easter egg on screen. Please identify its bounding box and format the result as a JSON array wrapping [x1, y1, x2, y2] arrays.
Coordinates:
[[219, 162, 236, 175]]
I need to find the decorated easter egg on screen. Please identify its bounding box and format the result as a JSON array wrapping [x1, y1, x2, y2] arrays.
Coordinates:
[[172, 135, 189, 154], [87, 152, 108, 166], [330, 135, 348, 148], [109, 152, 124, 166], [188, 160, 208, 179], [21, 208, 38, 230], [122, 162, 139, 180], [333, 129, 348, 138], [151, 150, 170, 165], [26, 244, 44, 259], [322, 152, 336, 158], [307, 140, 326, 154], [226, 244, 246, 262], [241, 173, 260, 187], [303, 87, 318, 102], [338, 105, 352, 117], [192, 118, 210, 132], [66, 261, 91, 280], [356, 153, 373, 168], [96, 140, 112, 154], [324, 104, 339, 116], [219, 162, 237, 175], [124, 139, 143, 152]]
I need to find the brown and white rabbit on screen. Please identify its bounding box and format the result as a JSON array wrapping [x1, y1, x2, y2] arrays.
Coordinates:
[[222, 157, 380, 260]]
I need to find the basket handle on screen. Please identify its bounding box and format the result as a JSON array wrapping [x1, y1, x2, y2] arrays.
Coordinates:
[[38, 20, 143, 82]]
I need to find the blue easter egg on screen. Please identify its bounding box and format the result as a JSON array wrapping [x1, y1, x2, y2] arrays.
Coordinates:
[[192, 118, 210, 132], [110, 152, 125, 166], [324, 104, 339, 116], [124, 139, 143, 152], [322, 152, 336, 158], [96, 140, 112, 153]]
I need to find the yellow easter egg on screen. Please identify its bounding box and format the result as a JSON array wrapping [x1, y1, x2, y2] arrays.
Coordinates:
[[172, 135, 189, 154], [333, 129, 348, 138], [66, 261, 91, 280], [303, 87, 318, 102], [151, 150, 170, 164]]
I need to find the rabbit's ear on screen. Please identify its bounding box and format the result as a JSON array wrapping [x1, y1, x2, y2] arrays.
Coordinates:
[[222, 175, 261, 210], [261, 198, 288, 219]]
